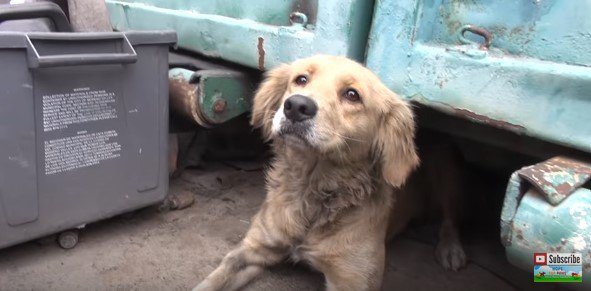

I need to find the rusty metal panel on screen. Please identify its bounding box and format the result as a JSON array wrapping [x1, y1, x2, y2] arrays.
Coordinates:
[[366, 0, 591, 154], [501, 157, 591, 288], [105, 0, 374, 70]]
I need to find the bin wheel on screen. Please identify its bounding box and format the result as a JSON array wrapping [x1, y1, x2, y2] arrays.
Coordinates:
[[57, 230, 79, 249]]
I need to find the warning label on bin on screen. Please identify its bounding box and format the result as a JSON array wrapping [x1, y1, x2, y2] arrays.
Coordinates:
[[42, 87, 117, 132], [44, 130, 122, 175]]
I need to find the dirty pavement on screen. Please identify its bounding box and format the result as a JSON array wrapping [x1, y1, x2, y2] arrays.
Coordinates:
[[0, 161, 566, 291]]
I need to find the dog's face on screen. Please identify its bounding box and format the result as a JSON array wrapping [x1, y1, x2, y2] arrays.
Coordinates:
[[251, 55, 419, 187], [269, 56, 386, 152]]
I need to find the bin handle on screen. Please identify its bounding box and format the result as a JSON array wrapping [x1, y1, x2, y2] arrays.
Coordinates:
[[26, 33, 138, 68]]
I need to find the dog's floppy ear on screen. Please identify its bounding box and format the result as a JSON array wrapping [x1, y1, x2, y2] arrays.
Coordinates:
[[373, 86, 420, 188], [250, 64, 291, 141]]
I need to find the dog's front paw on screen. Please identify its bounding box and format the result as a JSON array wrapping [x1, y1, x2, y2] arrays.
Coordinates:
[[435, 239, 467, 271]]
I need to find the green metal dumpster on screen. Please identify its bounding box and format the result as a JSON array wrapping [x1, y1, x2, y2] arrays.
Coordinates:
[[106, 0, 375, 127], [105, 0, 374, 70], [365, 0, 591, 155], [366, 0, 591, 284]]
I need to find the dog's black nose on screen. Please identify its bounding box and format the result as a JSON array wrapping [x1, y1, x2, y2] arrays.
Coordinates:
[[284, 95, 317, 122]]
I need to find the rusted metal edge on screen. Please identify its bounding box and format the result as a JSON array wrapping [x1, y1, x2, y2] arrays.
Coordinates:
[[452, 108, 526, 133], [518, 156, 591, 206], [409, 97, 527, 133], [169, 73, 212, 128], [257, 36, 265, 71]]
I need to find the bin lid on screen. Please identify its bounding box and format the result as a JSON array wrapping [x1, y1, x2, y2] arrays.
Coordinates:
[[0, 30, 177, 48]]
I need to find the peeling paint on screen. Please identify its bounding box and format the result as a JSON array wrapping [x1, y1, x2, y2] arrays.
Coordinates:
[[427, 0, 590, 66], [518, 156, 591, 205], [571, 235, 587, 252]]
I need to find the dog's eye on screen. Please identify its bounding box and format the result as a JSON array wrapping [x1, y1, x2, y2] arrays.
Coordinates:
[[343, 89, 361, 102], [294, 75, 308, 86]]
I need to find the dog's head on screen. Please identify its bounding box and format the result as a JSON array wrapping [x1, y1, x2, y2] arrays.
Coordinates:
[[251, 55, 419, 187]]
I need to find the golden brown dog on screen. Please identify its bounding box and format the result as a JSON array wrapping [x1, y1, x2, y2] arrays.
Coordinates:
[[193, 55, 467, 291]]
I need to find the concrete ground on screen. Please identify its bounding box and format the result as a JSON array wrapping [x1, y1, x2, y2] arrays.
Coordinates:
[[0, 161, 563, 291]]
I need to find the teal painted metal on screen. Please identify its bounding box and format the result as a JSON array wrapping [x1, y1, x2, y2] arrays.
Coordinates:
[[501, 157, 591, 288], [114, 0, 306, 26], [105, 0, 374, 70], [197, 70, 252, 125], [366, 0, 591, 154], [168, 68, 251, 126]]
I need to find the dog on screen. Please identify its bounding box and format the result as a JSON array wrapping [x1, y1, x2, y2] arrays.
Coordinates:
[[193, 55, 467, 291]]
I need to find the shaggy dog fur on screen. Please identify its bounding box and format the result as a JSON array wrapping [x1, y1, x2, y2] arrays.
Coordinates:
[[193, 55, 466, 291]]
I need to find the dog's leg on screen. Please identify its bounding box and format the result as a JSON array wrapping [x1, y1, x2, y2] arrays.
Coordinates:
[[435, 218, 467, 271], [317, 243, 385, 291], [193, 239, 286, 291], [425, 145, 467, 271], [193, 203, 292, 291]]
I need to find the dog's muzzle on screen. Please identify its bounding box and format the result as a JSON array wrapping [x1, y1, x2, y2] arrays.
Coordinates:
[[273, 95, 317, 146], [283, 95, 317, 122]]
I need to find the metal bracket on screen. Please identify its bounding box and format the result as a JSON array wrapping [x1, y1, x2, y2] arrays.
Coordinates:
[[169, 67, 253, 127], [518, 156, 591, 206]]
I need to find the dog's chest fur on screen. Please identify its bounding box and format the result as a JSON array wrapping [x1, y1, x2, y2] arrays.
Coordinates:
[[268, 153, 375, 221], [262, 146, 388, 263]]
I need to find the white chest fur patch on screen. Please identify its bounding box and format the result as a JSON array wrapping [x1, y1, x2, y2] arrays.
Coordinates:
[[271, 104, 285, 135]]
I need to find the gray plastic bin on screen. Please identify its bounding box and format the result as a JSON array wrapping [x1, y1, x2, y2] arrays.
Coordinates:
[[0, 30, 176, 249]]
